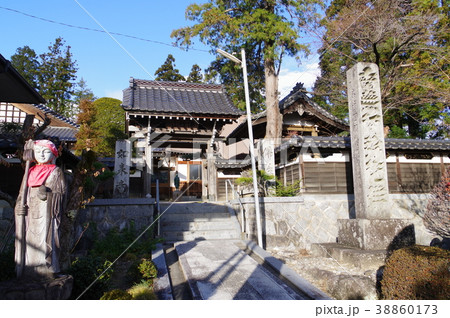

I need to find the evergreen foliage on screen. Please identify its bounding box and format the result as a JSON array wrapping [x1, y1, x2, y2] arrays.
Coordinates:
[[154, 54, 185, 81], [10, 37, 79, 118], [186, 64, 204, 83], [91, 97, 127, 156], [172, 0, 325, 137]]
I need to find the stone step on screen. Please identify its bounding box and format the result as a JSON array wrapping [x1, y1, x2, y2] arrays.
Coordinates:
[[160, 212, 231, 222], [310, 243, 387, 270], [160, 202, 229, 214], [159, 202, 241, 242], [162, 229, 240, 242], [161, 220, 238, 232]]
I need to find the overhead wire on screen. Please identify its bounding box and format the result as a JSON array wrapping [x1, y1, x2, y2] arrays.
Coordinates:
[[0, 5, 210, 53]]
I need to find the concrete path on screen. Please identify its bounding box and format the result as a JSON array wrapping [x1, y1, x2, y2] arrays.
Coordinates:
[[174, 240, 309, 300]]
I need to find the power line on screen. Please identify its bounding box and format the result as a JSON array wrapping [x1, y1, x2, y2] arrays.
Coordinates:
[[0, 5, 210, 53]]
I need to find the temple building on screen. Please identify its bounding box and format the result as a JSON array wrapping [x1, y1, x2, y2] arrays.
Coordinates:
[[121, 78, 242, 200]]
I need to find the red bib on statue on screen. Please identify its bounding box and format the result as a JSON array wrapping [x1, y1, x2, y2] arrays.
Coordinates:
[[27, 165, 57, 187]]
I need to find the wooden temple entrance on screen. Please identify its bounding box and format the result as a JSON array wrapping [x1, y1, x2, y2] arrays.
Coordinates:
[[122, 79, 242, 201]]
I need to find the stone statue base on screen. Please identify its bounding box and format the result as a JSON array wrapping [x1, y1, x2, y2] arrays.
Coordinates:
[[338, 219, 415, 250], [0, 274, 73, 300]]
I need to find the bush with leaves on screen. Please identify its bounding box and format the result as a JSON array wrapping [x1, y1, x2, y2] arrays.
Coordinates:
[[100, 289, 132, 300], [275, 180, 302, 197], [381, 245, 450, 300], [423, 167, 450, 238], [138, 258, 158, 281], [68, 256, 113, 300], [235, 169, 275, 197]]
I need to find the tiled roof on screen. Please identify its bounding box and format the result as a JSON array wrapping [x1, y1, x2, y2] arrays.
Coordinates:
[[279, 84, 349, 129], [40, 126, 78, 142], [122, 78, 243, 117], [34, 104, 79, 128], [12, 103, 79, 128], [215, 158, 252, 169], [278, 136, 450, 151]]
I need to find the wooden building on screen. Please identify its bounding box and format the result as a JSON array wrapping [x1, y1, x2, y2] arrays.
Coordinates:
[[121, 78, 242, 200], [227, 83, 349, 141], [225, 82, 450, 196], [276, 136, 450, 194]]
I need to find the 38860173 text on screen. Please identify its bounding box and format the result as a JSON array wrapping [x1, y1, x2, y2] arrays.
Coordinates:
[[315, 304, 439, 317]]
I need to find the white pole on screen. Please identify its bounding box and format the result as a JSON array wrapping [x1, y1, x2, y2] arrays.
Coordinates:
[[241, 48, 263, 248]]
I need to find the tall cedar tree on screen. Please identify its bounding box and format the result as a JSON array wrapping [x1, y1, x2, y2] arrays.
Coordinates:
[[171, 0, 324, 140], [38, 37, 78, 118], [10, 46, 40, 89], [313, 0, 449, 138], [186, 64, 204, 83], [10, 38, 78, 118], [154, 54, 185, 81]]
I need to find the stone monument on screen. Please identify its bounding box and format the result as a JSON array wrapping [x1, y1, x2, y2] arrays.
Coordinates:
[[339, 63, 413, 250], [15, 140, 66, 278], [258, 139, 276, 178], [113, 140, 131, 198]]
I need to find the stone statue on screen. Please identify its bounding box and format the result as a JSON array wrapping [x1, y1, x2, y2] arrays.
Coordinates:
[[15, 140, 66, 278]]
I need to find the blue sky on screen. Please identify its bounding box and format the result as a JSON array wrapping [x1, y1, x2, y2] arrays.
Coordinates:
[[0, 0, 322, 101]]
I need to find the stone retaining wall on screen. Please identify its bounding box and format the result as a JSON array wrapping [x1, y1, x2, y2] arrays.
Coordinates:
[[231, 194, 435, 251], [73, 198, 155, 252]]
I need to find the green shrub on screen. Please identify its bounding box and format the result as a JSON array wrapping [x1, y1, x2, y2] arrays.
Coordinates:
[[68, 256, 113, 299], [100, 289, 132, 300], [275, 180, 302, 197], [381, 245, 450, 300], [138, 258, 158, 280], [90, 222, 157, 261]]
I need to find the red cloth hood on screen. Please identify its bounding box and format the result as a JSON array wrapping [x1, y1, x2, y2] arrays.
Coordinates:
[[27, 164, 57, 187]]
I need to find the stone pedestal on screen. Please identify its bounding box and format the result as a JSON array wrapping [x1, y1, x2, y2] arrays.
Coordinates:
[[338, 219, 415, 250]]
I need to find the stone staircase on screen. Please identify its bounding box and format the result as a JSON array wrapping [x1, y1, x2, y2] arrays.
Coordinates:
[[159, 202, 241, 242]]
